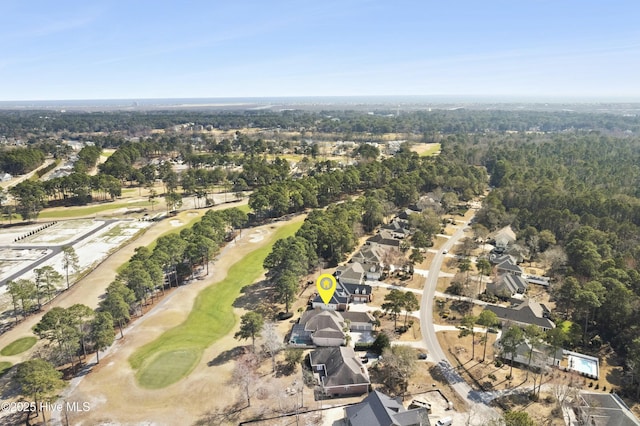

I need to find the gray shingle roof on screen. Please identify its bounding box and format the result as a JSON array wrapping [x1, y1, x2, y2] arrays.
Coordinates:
[[496, 259, 523, 274], [486, 299, 555, 329], [578, 392, 640, 426], [310, 347, 370, 389], [345, 390, 429, 426]]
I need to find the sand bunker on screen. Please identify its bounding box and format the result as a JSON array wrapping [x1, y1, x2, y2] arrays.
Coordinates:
[[248, 230, 265, 243], [169, 220, 182, 227]]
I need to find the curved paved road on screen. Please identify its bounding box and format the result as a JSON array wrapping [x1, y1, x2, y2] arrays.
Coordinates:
[[419, 217, 500, 423]]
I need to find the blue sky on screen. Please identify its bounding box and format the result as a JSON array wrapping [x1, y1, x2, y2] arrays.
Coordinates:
[[2, 0, 640, 101]]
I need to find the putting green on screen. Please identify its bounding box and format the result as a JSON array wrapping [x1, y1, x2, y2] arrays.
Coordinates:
[[130, 219, 302, 389], [135, 349, 200, 389], [0, 336, 37, 356]]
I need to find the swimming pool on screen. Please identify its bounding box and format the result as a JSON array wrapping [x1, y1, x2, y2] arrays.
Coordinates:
[[567, 352, 599, 379]]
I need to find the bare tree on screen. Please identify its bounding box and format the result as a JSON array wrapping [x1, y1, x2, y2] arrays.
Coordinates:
[[552, 372, 579, 410], [230, 352, 258, 408], [261, 321, 283, 373]]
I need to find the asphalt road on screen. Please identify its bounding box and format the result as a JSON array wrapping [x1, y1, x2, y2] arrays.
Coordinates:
[[419, 217, 500, 423]]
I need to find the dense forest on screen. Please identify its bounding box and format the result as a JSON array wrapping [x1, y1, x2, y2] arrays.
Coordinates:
[[446, 131, 640, 397], [1, 108, 640, 138]]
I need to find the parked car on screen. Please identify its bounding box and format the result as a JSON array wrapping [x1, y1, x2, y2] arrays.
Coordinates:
[[436, 416, 453, 426]]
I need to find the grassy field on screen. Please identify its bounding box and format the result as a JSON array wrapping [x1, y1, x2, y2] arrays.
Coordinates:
[[0, 361, 11, 376], [129, 219, 301, 389], [412, 143, 441, 157], [39, 201, 150, 219], [0, 336, 37, 356]]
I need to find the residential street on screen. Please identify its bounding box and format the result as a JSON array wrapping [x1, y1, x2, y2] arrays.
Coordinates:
[[419, 217, 501, 424]]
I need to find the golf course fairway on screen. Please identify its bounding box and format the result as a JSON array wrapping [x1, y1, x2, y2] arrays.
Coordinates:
[[129, 219, 303, 389]]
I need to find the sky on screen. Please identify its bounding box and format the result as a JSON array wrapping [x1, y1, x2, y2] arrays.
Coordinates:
[[1, 0, 640, 101]]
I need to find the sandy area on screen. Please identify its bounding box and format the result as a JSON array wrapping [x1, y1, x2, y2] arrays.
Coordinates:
[[55, 215, 305, 426]]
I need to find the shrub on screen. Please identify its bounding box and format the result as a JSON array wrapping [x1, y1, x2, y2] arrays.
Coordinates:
[[278, 312, 293, 321], [495, 360, 503, 368], [488, 373, 497, 381], [354, 342, 373, 351]]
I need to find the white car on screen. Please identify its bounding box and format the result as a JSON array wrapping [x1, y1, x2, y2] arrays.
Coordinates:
[[442, 249, 448, 254]]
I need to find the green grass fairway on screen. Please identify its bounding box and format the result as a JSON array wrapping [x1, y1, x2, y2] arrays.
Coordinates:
[[39, 201, 149, 219], [0, 362, 12, 376], [1, 336, 37, 356], [129, 219, 302, 389]]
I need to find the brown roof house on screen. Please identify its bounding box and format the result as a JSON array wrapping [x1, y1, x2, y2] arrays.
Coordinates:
[[344, 390, 430, 426], [310, 346, 370, 397]]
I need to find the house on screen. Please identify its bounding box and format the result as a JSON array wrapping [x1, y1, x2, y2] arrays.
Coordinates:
[[311, 280, 372, 310], [382, 218, 412, 238], [335, 262, 382, 285], [504, 244, 528, 264], [310, 347, 370, 396], [336, 262, 366, 285], [0, 172, 12, 182], [496, 340, 563, 369], [486, 274, 528, 298], [290, 309, 347, 346], [352, 244, 387, 266], [491, 226, 517, 253], [367, 230, 402, 248], [398, 206, 422, 220], [290, 309, 376, 346], [311, 285, 350, 311], [496, 259, 524, 276], [575, 392, 640, 426], [485, 299, 555, 331], [489, 253, 517, 265], [341, 311, 376, 331], [344, 389, 430, 426]]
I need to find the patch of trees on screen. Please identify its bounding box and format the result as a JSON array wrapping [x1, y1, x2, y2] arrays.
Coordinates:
[[250, 150, 486, 220], [0, 147, 45, 174], [455, 131, 640, 398], [73, 144, 102, 173], [98, 207, 247, 335]]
